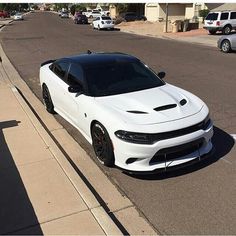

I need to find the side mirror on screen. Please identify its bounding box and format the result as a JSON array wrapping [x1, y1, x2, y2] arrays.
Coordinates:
[[68, 84, 83, 93], [157, 71, 166, 79]]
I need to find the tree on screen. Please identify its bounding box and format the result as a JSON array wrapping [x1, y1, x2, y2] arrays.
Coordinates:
[[199, 9, 210, 23], [115, 3, 128, 14], [70, 4, 76, 15]]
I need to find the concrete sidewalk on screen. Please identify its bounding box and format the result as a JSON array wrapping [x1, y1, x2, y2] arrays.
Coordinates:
[[0, 66, 122, 234]]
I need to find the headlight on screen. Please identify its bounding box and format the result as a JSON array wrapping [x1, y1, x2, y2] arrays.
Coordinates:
[[101, 21, 104, 24], [115, 130, 153, 144], [203, 114, 211, 129]]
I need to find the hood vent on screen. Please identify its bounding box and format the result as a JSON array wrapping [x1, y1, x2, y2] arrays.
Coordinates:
[[154, 104, 177, 112], [180, 99, 187, 106], [127, 110, 148, 114]]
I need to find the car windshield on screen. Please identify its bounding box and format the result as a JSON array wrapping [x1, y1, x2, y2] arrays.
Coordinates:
[[206, 13, 218, 20], [101, 17, 111, 20], [84, 61, 165, 97]]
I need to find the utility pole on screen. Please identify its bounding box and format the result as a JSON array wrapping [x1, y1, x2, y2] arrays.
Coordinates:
[[165, 3, 169, 33]]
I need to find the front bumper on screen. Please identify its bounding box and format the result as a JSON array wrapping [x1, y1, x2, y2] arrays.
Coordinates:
[[112, 122, 214, 172]]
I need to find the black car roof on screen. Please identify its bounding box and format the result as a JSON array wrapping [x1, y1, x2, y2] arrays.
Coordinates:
[[61, 52, 140, 67]]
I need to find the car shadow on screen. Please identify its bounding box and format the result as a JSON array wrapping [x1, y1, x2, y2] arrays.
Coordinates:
[[0, 120, 43, 234], [123, 126, 235, 180]]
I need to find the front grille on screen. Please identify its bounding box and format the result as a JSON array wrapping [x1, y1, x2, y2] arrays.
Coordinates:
[[148, 118, 211, 143], [150, 138, 204, 164]]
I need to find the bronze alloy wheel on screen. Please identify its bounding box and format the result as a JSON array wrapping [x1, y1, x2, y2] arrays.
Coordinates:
[[42, 85, 55, 114], [91, 122, 114, 166]]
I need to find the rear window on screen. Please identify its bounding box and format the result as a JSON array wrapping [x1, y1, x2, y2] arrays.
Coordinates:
[[101, 17, 111, 20], [230, 12, 236, 19], [220, 12, 229, 20], [206, 13, 218, 21]]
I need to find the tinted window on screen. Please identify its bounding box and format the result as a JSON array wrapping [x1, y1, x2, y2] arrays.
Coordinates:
[[230, 12, 236, 19], [53, 62, 69, 80], [67, 64, 83, 85], [206, 13, 218, 20], [220, 12, 229, 20], [85, 61, 165, 97], [101, 16, 111, 20]]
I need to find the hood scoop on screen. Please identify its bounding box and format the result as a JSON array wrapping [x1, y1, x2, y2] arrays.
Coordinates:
[[127, 110, 148, 114], [180, 99, 187, 106], [154, 104, 177, 112]]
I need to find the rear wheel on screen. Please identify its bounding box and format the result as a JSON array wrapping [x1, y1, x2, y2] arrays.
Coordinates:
[[222, 25, 231, 35], [221, 39, 231, 53], [209, 30, 216, 35], [42, 84, 55, 114], [91, 122, 114, 167]]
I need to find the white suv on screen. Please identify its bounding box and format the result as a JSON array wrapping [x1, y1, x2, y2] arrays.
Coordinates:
[[204, 11, 236, 35]]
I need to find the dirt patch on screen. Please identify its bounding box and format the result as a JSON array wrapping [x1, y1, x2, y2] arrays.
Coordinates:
[[117, 21, 208, 38]]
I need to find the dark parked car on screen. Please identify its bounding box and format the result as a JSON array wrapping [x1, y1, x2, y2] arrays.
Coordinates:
[[118, 12, 147, 22], [74, 13, 88, 24], [0, 10, 9, 18]]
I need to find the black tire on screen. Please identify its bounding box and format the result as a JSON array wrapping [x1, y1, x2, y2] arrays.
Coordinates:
[[91, 122, 114, 167], [222, 25, 231, 35], [42, 84, 55, 114], [221, 39, 231, 53], [98, 25, 101, 30], [209, 30, 216, 35]]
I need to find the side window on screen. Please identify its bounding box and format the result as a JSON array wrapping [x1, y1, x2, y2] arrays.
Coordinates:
[[67, 64, 83, 85], [53, 62, 69, 81], [220, 12, 229, 20], [230, 12, 236, 19]]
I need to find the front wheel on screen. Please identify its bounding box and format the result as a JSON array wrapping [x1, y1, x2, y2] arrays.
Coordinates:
[[91, 122, 114, 167], [42, 84, 55, 114], [221, 39, 231, 53]]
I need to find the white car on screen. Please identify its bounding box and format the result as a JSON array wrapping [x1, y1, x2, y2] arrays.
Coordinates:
[[40, 52, 213, 173], [92, 16, 114, 30], [204, 10, 236, 35], [61, 11, 69, 18], [13, 13, 23, 20]]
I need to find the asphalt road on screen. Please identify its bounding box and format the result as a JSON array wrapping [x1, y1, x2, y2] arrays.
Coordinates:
[[1, 12, 236, 234]]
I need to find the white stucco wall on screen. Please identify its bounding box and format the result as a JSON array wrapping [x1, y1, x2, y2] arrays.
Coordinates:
[[145, 3, 160, 21]]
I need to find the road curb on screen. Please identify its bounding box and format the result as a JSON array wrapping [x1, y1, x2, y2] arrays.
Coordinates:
[[0, 22, 158, 235]]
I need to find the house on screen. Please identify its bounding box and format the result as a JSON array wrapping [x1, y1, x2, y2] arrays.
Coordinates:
[[205, 3, 236, 11], [145, 3, 205, 22]]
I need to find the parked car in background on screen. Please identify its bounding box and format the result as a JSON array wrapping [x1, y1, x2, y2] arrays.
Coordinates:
[[118, 12, 147, 22], [84, 10, 102, 19], [0, 10, 9, 18], [217, 34, 236, 53], [74, 13, 88, 24], [97, 8, 110, 16], [92, 16, 114, 30], [13, 12, 23, 21], [61, 11, 69, 18], [204, 10, 236, 35], [40, 52, 213, 172]]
